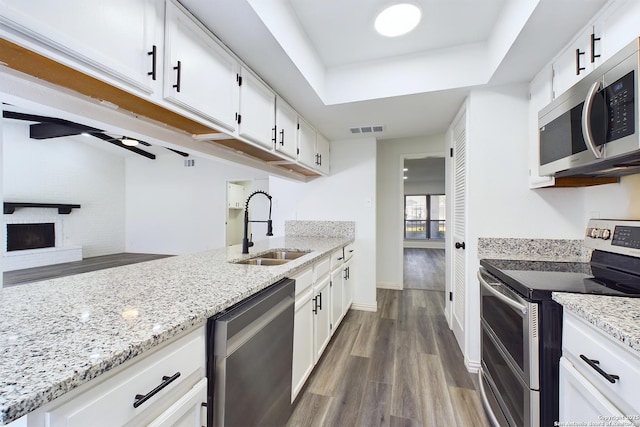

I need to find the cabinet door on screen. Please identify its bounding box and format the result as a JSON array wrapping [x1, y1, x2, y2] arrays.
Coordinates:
[[315, 133, 330, 175], [343, 258, 353, 313], [552, 26, 596, 99], [314, 276, 331, 361], [297, 117, 317, 168], [275, 97, 299, 159], [292, 289, 314, 402], [238, 69, 276, 148], [598, 0, 640, 64], [147, 378, 207, 427], [0, 0, 161, 94], [227, 183, 244, 209], [559, 357, 627, 425], [330, 268, 343, 334], [164, 0, 238, 131]]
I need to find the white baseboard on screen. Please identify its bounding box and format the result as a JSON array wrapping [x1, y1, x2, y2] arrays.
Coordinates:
[[350, 302, 377, 312], [377, 282, 403, 290], [465, 358, 481, 374], [403, 240, 445, 249]]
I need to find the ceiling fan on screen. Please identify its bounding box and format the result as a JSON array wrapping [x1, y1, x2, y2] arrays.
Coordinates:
[[1, 110, 189, 160]]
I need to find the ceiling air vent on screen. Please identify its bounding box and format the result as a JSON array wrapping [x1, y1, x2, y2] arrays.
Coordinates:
[[350, 125, 384, 134]]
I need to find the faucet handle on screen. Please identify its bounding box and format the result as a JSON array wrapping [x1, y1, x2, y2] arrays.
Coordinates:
[[248, 233, 254, 248]]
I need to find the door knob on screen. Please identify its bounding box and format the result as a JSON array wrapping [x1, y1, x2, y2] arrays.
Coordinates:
[[455, 241, 466, 250]]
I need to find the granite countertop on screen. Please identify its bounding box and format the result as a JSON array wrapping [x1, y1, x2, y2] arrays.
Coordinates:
[[0, 235, 352, 424], [552, 293, 640, 354]]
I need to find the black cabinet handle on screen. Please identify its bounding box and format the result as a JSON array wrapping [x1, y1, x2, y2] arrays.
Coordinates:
[[347, 266, 350, 279], [455, 241, 466, 250], [348, 250, 354, 253], [318, 154, 322, 166], [133, 372, 181, 408], [579, 354, 619, 384], [576, 49, 586, 75], [147, 45, 157, 81], [590, 33, 601, 63], [279, 129, 285, 146], [337, 256, 343, 261], [173, 61, 182, 92], [272, 127, 277, 145], [312, 295, 318, 314], [318, 292, 322, 310], [344, 268, 348, 280]]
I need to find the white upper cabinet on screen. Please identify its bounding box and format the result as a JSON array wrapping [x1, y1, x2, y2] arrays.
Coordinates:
[[315, 133, 330, 175], [297, 117, 317, 169], [598, 0, 640, 63], [238, 68, 276, 148], [552, 25, 602, 99], [0, 0, 162, 94], [275, 97, 299, 159], [164, 0, 239, 132]]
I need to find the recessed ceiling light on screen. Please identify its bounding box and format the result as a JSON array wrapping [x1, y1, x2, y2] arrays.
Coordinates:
[[375, 3, 422, 37], [403, 176, 408, 180], [403, 168, 408, 171]]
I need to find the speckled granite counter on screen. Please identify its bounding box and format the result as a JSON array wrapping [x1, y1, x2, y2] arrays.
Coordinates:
[[0, 235, 352, 424], [553, 293, 640, 354]]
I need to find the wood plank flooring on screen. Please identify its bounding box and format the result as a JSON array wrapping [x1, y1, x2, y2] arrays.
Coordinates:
[[3, 253, 172, 286], [403, 249, 445, 291], [286, 288, 489, 427]]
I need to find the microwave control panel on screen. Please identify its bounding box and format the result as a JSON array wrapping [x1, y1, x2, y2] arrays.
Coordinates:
[[605, 70, 635, 142]]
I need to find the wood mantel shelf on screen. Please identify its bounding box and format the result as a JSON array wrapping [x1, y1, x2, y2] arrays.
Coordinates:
[[4, 202, 81, 215]]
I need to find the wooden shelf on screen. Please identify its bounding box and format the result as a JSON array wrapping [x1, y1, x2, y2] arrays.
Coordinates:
[[4, 202, 81, 215]]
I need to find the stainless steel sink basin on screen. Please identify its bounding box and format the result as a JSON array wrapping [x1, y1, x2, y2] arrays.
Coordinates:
[[235, 258, 290, 266], [257, 250, 310, 260], [233, 250, 311, 266]]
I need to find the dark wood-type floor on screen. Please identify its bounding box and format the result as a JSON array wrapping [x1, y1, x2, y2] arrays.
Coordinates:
[[403, 248, 445, 291], [3, 253, 172, 286], [286, 288, 489, 427]]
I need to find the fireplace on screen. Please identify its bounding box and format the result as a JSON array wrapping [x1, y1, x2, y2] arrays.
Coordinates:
[[7, 223, 56, 251]]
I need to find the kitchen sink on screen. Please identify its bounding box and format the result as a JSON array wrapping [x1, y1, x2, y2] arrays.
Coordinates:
[[235, 258, 291, 266], [256, 250, 310, 260], [233, 250, 311, 266]]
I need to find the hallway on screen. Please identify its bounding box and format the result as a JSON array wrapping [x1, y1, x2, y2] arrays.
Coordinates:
[[287, 259, 489, 427], [403, 248, 445, 291]]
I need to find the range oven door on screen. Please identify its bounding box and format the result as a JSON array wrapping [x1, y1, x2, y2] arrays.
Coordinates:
[[478, 268, 540, 427]]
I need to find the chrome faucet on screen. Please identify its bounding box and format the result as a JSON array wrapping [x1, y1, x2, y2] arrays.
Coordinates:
[[242, 190, 274, 254]]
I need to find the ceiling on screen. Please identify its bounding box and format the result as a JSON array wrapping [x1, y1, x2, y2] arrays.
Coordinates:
[[179, 0, 608, 141]]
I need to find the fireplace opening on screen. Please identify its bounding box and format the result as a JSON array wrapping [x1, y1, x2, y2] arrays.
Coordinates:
[[7, 223, 55, 251]]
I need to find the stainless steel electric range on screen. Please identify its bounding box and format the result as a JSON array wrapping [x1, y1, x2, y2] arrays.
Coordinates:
[[478, 219, 640, 427]]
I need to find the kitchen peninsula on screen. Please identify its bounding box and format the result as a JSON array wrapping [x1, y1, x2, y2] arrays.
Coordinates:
[[0, 221, 355, 425]]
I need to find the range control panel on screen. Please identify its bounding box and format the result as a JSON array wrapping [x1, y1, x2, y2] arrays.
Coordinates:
[[585, 219, 640, 256]]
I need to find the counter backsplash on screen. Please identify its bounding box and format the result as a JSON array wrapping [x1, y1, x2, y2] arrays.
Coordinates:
[[478, 238, 590, 262], [285, 220, 355, 239]]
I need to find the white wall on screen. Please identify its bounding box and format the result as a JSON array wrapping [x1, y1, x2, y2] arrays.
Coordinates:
[[0, 119, 3, 286], [2, 121, 126, 258], [376, 135, 446, 289], [404, 181, 445, 195], [270, 137, 377, 311], [125, 154, 270, 255]]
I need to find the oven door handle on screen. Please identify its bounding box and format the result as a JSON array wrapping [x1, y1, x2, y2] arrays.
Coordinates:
[[478, 270, 527, 315], [477, 368, 502, 427]]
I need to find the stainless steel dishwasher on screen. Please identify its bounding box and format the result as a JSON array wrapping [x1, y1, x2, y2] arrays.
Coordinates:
[[206, 278, 295, 427]]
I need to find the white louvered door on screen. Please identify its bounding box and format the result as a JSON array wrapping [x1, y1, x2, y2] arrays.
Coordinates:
[[451, 111, 467, 350]]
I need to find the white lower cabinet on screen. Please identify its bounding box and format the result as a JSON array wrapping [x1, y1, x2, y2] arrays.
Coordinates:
[[42, 327, 206, 427], [343, 257, 354, 313], [314, 274, 331, 361], [560, 311, 640, 425], [559, 358, 629, 425], [330, 267, 344, 334]]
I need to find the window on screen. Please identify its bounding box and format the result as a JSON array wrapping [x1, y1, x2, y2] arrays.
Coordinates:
[[404, 194, 445, 240]]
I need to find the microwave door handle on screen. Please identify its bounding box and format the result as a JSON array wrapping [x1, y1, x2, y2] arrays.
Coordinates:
[[477, 270, 527, 315], [582, 80, 604, 159]]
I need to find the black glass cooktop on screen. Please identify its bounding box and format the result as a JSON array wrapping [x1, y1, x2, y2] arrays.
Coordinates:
[[480, 254, 640, 301]]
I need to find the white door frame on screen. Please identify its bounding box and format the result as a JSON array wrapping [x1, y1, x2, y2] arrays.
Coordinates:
[[397, 152, 446, 291]]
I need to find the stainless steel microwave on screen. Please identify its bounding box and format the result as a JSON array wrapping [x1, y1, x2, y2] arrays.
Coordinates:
[[539, 38, 640, 178]]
